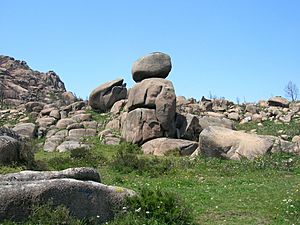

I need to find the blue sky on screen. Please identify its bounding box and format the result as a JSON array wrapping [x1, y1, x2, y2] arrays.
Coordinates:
[[1, 0, 299, 102]]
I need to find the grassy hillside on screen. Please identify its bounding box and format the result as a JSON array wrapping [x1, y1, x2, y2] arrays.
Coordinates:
[[1, 138, 299, 225]]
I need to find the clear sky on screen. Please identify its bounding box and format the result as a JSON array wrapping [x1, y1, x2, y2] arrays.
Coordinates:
[[1, 0, 299, 102]]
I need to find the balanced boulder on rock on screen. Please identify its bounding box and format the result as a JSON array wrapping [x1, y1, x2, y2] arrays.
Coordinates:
[[132, 52, 172, 82]]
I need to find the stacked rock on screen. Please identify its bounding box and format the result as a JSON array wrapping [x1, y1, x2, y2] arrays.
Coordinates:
[[121, 52, 176, 145]]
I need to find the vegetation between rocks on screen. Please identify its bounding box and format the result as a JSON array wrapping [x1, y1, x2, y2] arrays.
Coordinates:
[[236, 119, 300, 140]]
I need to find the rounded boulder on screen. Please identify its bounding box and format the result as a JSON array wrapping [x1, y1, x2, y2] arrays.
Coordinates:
[[132, 52, 172, 82]]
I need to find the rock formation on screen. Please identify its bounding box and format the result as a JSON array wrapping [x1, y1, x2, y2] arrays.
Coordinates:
[[121, 53, 176, 145], [0, 55, 75, 106]]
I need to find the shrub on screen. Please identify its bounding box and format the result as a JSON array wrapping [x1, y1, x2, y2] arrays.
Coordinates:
[[2, 202, 84, 225], [111, 147, 174, 177], [46, 148, 107, 171], [110, 187, 196, 225], [70, 147, 90, 159]]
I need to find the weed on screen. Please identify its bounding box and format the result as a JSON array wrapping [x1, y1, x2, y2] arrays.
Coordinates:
[[110, 187, 196, 225]]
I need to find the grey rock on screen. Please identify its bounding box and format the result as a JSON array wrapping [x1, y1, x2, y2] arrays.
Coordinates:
[[68, 128, 97, 139], [228, 112, 240, 121], [24, 102, 45, 113], [36, 117, 57, 128], [245, 104, 258, 114], [121, 108, 163, 145], [0, 176, 135, 223], [56, 118, 76, 129], [12, 123, 36, 139], [198, 116, 234, 130], [132, 52, 172, 82], [81, 121, 98, 129], [175, 113, 202, 141], [268, 96, 289, 108], [89, 78, 127, 112], [0, 167, 100, 182], [99, 130, 121, 145], [105, 119, 121, 131], [0, 135, 33, 165], [110, 99, 127, 115], [199, 126, 274, 160], [62, 91, 77, 104], [142, 138, 198, 156], [49, 109, 61, 119], [44, 136, 64, 152], [56, 141, 90, 152], [67, 123, 84, 130], [71, 113, 92, 123], [126, 78, 176, 136]]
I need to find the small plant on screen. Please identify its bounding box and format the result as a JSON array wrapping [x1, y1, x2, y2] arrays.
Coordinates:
[[1, 202, 84, 225], [282, 184, 300, 224], [27, 203, 83, 225], [110, 187, 196, 225], [70, 147, 90, 159]]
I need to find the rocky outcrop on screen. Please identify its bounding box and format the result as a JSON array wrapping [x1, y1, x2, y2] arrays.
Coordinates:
[[132, 52, 172, 82], [89, 78, 127, 112], [0, 55, 69, 105], [0, 168, 135, 223], [122, 67, 176, 145]]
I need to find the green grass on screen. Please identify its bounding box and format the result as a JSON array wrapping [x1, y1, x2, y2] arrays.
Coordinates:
[[236, 119, 300, 140], [86, 109, 111, 130], [1, 138, 300, 224]]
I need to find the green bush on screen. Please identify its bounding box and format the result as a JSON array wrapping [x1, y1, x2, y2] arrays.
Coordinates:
[[70, 147, 91, 159], [2, 202, 84, 225], [111, 147, 174, 177], [110, 187, 196, 225], [46, 148, 106, 171]]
